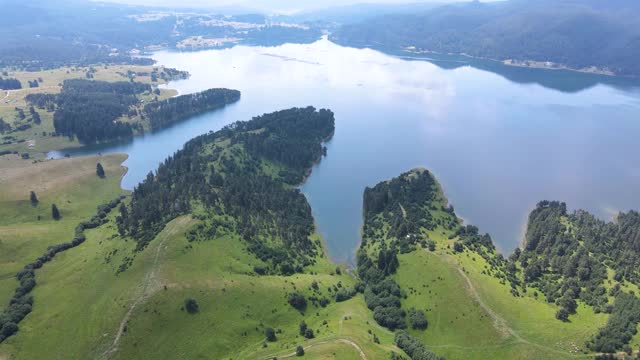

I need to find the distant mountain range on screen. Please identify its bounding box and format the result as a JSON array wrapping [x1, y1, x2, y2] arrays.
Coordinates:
[[331, 0, 640, 77]]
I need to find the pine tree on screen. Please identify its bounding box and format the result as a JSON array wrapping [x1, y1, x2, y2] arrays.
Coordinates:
[[96, 163, 105, 178], [51, 204, 60, 220], [29, 191, 38, 206]]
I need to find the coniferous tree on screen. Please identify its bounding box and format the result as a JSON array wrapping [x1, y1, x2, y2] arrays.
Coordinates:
[[265, 327, 277, 342], [96, 163, 105, 178], [51, 204, 60, 220], [29, 191, 38, 206]]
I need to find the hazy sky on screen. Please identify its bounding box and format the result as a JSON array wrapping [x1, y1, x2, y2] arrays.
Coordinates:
[[102, 0, 463, 13]]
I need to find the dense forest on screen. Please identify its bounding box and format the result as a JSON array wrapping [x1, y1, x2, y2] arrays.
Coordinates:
[[52, 79, 149, 143], [144, 88, 240, 130], [26, 80, 240, 144], [331, 0, 640, 76], [117, 107, 335, 275]]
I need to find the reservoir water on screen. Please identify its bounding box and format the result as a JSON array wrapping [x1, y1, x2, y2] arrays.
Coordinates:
[[49, 37, 640, 265]]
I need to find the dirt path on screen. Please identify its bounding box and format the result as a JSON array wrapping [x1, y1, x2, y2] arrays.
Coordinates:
[[454, 265, 519, 340], [270, 338, 367, 360], [101, 216, 191, 358], [445, 254, 598, 357]]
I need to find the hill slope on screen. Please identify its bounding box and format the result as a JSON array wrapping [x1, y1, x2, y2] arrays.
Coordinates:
[[331, 0, 640, 77], [357, 168, 640, 358]]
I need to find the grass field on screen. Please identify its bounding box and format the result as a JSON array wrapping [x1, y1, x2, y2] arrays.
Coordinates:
[[0, 154, 127, 309], [0, 214, 398, 360], [0, 151, 398, 359], [0, 65, 179, 157]]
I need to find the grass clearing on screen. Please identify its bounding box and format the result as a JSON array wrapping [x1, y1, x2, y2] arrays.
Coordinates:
[[0, 154, 127, 308]]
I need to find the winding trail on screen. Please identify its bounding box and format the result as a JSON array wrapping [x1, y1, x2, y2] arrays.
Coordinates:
[[268, 338, 367, 360], [444, 253, 600, 358], [101, 216, 191, 358]]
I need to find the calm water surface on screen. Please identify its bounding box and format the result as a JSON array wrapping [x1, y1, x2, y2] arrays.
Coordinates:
[[50, 38, 640, 264]]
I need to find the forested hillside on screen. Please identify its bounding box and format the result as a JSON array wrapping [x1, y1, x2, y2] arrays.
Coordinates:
[[119, 107, 335, 274], [27, 79, 240, 144], [358, 169, 640, 358], [52, 79, 150, 143], [331, 0, 640, 76], [144, 88, 240, 130]]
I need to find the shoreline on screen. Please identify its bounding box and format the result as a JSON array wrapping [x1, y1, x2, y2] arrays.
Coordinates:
[[401, 47, 620, 78]]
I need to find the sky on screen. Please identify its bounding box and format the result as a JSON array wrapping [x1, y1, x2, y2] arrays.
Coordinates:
[[101, 0, 464, 13]]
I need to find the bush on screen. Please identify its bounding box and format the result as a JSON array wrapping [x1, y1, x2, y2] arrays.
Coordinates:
[[296, 345, 304, 356], [555, 307, 569, 322], [408, 308, 428, 330], [373, 306, 406, 330], [184, 298, 199, 314], [335, 287, 357, 302], [304, 328, 314, 339], [265, 327, 277, 342], [395, 330, 443, 360], [288, 292, 307, 311]]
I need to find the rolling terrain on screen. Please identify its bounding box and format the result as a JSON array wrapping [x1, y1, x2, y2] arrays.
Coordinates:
[[0, 110, 638, 359]]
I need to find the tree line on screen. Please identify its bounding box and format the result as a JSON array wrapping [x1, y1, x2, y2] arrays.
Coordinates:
[[144, 88, 240, 130], [0, 196, 125, 343]]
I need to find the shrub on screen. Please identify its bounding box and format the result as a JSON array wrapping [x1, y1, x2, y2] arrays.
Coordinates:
[[288, 292, 307, 311], [408, 308, 428, 330], [296, 345, 304, 356], [184, 298, 199, 314], [304, 328, 314, 339], [265, 327, 277, 342]]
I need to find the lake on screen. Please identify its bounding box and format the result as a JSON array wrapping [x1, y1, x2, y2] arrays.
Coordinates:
[[49, 37, 640, 265]]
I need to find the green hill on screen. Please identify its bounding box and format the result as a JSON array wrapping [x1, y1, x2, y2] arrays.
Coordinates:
[[1, 110, 639, 359], [357, 168, 640, 359]]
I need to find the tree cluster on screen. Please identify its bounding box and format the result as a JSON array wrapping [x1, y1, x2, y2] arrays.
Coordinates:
[[0, 77, 21, 90], [395, 331, 444, 360], [587, 292, 640, 353], [52, 79, 150, 143]]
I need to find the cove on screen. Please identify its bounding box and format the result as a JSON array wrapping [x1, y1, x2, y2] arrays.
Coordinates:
[[49, 37, 640, 265]]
